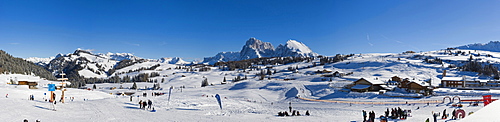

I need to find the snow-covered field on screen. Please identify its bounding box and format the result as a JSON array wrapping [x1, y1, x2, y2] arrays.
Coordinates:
[[4, 51, 500, 122]]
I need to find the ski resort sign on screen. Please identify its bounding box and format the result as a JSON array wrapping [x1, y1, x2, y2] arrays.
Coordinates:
[[48, 84, 56, 91]]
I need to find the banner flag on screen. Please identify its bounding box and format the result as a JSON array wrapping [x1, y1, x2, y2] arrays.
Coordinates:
[[483, 95, 492, 106], [168, 86, 173, 103], [215, 94, 222, 109]]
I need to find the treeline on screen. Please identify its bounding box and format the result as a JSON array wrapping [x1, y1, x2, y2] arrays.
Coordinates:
[[0, 50, 56, 80], [214, 55, 355, 71], [214, 57, 314, 71], [318, 54, 355, 65], [68, 72, 162, 88], [109, 59, 148, 75], [460, 61, 499, 77]]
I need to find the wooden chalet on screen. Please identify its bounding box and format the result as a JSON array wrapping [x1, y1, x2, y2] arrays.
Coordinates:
[[349, 78, 386, 92], [391, 76, 402, 82], [333, 71, 345, 77], [441, 77, 465, 88], [487, 80, 500, 87], [397, 78, 411, 88], [16, 80, 39, 89], [405, 81, 434, 96]]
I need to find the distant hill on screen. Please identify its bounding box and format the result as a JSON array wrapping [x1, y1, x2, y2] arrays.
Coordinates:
[[0, 50, 55, 80], [456, 41, 500, 52]]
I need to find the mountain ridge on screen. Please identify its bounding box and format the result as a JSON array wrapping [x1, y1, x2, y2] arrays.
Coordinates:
[[456, 41, 500, 52], [203, 38, 319, 64]]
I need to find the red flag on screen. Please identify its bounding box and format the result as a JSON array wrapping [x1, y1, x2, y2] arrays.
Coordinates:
[[483, 95, 492, 106]]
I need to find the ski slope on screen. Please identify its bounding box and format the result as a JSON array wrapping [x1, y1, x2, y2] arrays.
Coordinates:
[[5, 50, 500, 121]]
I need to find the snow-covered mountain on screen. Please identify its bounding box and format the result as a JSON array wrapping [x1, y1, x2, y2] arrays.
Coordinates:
[[239, 37, 275, 60], [25, 57, 55, 66], [157, 57, 188, 64], [203, 38, 318, 64], [47, 49, 120, 78], [202, 52, 240, 65], [274, 40, 318, 57], [456, 41, 500, 52], [98, 52, 141, 61], [29, 49, 188, 79]]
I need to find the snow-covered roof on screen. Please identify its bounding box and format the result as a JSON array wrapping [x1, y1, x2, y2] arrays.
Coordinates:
[[368, 80, 386, 84], [380, 85, 395, 90], [410, 81, 431, 87], [479, 80, 489, 83], [441, 77, 463, 81]]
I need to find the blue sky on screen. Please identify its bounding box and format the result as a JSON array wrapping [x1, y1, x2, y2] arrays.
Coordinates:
[[1, 0, 500, 61]]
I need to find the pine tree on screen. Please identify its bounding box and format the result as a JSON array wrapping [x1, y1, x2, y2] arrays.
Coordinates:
[[236, 75, 241, 81], [201, 78, 209, 87], [131, 82, 137, 89]]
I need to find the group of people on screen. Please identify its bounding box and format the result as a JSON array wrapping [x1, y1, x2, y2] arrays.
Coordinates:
[[428, 109, 461, 122], [277, 110, 310, 117], [362, 110, 377, 122], [277, 102, 310, 117], [362, 107, 409, 122], [23, 119, 41, 122], [28, 94, 35, 101], [385, 107, 408, 120], [138, 100, 153, 110]]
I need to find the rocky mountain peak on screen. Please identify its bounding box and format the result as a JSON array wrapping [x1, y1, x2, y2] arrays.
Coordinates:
[[239, 38, 275, 60], [203, 38, 319, 64]]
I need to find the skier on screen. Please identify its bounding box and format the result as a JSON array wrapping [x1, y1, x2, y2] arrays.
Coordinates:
[[147, 100, 152, 110], [305, 110, 310, 116], [362, 110, 367, 122], [138, 100, 143, 109], [385, 108, 389, 117], [52, 93, 56, 102], [296, 111, 300, 116], [5, 94, 8, 98], [442, 109, 447, 119], [432, 112, 439, 122], [130, 96, 132, 101], [371, 111, 376, 122], [452, 109, 456, 120], [142, 101, 147, 110], [52, 100, 57, 111], [288, 102, 292, 112]]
